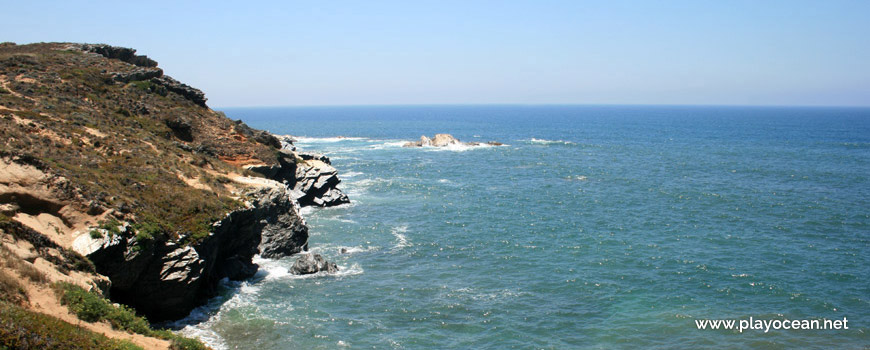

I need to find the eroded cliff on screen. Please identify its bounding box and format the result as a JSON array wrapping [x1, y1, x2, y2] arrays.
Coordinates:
[[0, 42, 348, 327]]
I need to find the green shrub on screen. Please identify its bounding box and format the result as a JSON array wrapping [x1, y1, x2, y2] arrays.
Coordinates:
[[56, 282, 108, 322], [53, 283, 208, 349], [0, 301, 145, 350], [98, 218, 122, 236], [56, 282, 150, 333], [169, 335, 209, 350], [89, 230, 103, 239]]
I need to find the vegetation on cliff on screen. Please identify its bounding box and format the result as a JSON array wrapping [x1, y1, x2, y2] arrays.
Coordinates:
[[0, 42, 283, 244], [0, 41, 313, 349]]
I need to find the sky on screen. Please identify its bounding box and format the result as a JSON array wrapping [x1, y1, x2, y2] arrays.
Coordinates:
[[3, 0, 869, 107]]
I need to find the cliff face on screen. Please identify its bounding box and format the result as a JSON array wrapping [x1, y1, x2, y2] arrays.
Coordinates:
[[74, 185, 307, 320], [0, 42, 347, 321]]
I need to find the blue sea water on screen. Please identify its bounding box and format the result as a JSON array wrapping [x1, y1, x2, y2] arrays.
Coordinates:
[[177, 105, 869, 349]]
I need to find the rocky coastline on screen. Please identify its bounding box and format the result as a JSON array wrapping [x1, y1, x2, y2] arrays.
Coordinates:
[[70, 135, 348, 321], [0, 41, 348, 333]]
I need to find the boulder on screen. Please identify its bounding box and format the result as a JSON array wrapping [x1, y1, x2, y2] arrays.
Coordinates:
[[290, 253, 338, 275], [431, 133, 460, 147]]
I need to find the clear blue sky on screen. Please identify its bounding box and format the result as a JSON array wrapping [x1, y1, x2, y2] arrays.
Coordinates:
[[4, 1, 869, 107]]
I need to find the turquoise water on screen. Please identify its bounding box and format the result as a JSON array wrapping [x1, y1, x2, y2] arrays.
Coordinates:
[[177, 105, 869, 349]]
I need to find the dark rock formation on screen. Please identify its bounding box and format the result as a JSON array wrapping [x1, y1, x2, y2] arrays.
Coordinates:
[[73, 186, 308, 321], [79, 44, 209, 107], [151, 76, 208, 107], [298, 152, 331, 165], [292, 156, 350, 207], [246, 146, 350, 208], [164, 117, 194, 141], [278, 135, 297, 151], [82, 44, 158, 67], [234, 120, 282, 148], [111, 67, 163, 83], [290, 253, 338, 275]]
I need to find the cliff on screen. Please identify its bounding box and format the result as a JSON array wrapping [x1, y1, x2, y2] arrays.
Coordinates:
[[0, 41, 348, 341]]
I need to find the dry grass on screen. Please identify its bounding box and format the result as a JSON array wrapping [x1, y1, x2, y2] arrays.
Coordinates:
[[0, 269, 27, 304]]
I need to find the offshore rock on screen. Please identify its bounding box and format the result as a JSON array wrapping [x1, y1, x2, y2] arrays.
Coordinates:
[[290, 253, 339, 275], [403, 133, 461, 147], [403, 133, 503, 148], [431, 133, 461, 147]]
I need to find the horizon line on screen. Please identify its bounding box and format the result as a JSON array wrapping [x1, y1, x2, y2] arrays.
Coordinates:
[[213, 102, 870, 110]]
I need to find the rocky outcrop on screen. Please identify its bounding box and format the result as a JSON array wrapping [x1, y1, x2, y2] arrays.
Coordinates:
[[234, 120, 282, 148], [72, 186, 308, 321], [111, 67, 164, 83], [246, 137, 350, 208], [151, 75, 208, 107], [403, 133, 502, 147], [78, 44, 209, 107], [82, 44, 158, 67], [290, 253, 338, 275], [291, 157, 350, 207]]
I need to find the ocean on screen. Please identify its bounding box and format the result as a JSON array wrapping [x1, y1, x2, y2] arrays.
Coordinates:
[[173, 105, 870, 349]]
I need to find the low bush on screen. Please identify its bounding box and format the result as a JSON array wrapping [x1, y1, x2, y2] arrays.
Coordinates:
[[53, 282, 208, 349], [0, 301, 144, 350]]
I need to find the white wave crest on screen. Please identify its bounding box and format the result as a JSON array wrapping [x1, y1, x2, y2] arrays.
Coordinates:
[[391, 225, 411, 249], [295, 136, 368, 143], [524, 138, 576, 145], [366, 141, 408, 150]]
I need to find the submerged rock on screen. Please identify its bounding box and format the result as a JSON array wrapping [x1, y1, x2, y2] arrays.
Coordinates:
[[290, 253, 339, 275]]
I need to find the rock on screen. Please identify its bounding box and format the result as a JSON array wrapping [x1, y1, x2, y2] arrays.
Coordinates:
[[278, 135, 297, 151], [79, 186, 308, 321], [110, 67, 163, 83], [431, 133, 460, 147], [164, 117, 193, 141], [216, 255, 259, 280], [250, 187, 309, 259], [290, 253, 338, 275], [404, 133, 503, 148], [234, 120, 281, 148], [403, 135, 432, 147], [150, 76, 208, 107], [298, 152, 331, 165], [82, 44, 158, 67], [292, 159, 350, 207]]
